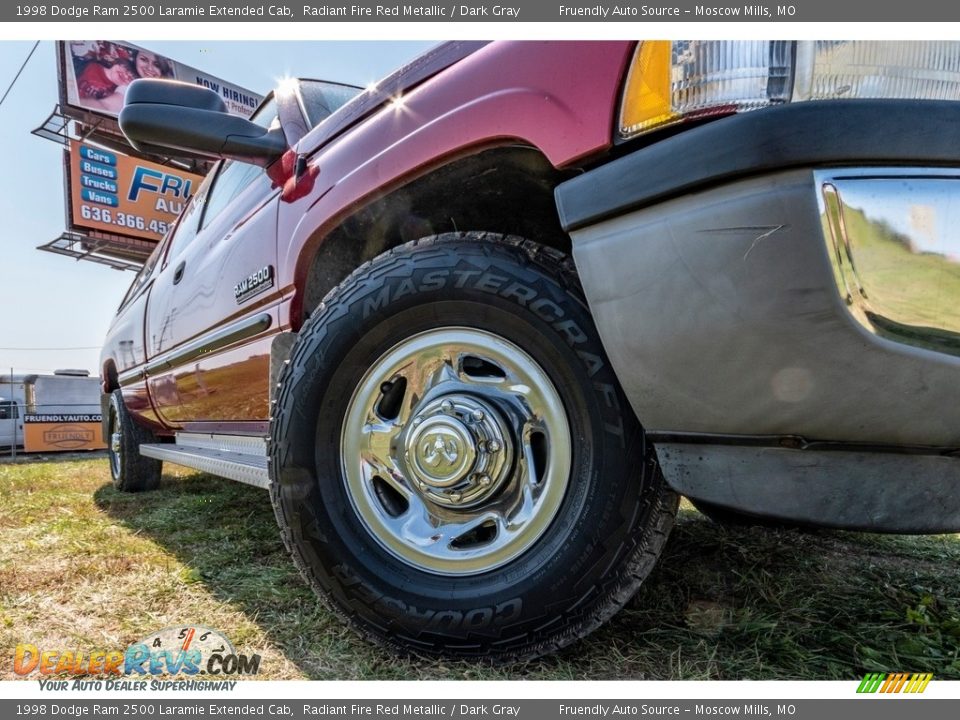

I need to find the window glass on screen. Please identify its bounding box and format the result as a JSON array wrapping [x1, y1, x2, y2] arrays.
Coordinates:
[[164, 178, 210, 261], [199, 161, 267, 231], [250, 97, 279, 130], [0, 401, 18, 420], [198, 97, 278, 231], [298, 80, 362, 127], [160, 97, 278, 258], [118, 229, 169, 309]]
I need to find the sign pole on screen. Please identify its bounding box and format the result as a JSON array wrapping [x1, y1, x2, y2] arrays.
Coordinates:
[[10, 367, 16, 459]]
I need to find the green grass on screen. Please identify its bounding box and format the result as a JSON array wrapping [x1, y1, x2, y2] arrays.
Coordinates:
[[1, 457, 959, 680]]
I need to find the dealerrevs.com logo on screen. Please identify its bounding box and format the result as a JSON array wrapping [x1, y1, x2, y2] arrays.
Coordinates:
[[13, 626, 260, 690]]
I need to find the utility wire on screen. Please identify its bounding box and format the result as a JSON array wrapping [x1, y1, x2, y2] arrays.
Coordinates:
[[0, 41, 40, 111], [0, 346, 101, 351]]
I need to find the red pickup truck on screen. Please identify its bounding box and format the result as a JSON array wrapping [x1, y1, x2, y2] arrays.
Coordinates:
[[102, 40, 960, 660]]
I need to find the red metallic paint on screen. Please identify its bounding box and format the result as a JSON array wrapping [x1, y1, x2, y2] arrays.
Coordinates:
[[101, 40, 634, 429], [280, 41, 634, 330], [150, 339, 273, 424]]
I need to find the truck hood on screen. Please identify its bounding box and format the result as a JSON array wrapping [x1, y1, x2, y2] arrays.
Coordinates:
[[296, 41, 489, 158]]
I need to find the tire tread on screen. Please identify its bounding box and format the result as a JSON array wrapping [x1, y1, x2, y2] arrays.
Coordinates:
[[109, 389, 162, 493], [269, 232, 678, 662]]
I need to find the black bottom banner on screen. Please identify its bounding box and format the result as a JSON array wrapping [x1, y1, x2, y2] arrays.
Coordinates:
[[2, 699, 955, 720]]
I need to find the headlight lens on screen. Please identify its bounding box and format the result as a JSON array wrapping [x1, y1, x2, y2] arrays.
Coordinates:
[[620, 40, 960, 140]]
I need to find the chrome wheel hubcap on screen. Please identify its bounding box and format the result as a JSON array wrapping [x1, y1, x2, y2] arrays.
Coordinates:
[[404, 395, 512, 507], [341, 327, 571, 576]]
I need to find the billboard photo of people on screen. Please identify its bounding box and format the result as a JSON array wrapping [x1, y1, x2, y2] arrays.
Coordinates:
[[67, 41, 175, 115], [61, 40, 262, 118]]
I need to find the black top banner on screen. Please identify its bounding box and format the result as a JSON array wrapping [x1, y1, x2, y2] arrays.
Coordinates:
[[2, 0, 944, 22]]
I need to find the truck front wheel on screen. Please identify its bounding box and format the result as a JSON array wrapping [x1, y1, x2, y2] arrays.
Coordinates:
[[107, 389, 161, 492], [270, 233, 678, 660]]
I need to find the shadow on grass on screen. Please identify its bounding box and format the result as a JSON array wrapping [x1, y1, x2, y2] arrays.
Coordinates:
[[94, 472, 960, 680]]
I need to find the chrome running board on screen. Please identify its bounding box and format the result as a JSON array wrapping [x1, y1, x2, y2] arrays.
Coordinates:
[[139, 432, 269, 489]]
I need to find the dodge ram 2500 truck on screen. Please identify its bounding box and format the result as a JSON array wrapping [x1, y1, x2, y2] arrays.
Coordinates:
[[102, 40, 960, 660]]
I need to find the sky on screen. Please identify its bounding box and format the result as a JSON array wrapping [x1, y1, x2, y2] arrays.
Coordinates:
[[0, 40, 434, 378]]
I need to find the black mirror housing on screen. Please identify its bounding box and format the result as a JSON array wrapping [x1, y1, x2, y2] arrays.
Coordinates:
[[119, 79, 286, 166]]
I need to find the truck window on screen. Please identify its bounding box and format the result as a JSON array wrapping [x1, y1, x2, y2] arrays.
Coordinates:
[[0, 401, 18, 420], [199, 160, 267, 231], [118, 229, 169, 309], [249, 97, 278, 130], [198, 97, 278, 232], [298, 80, 362, 127], [164, 173, 213, 261]]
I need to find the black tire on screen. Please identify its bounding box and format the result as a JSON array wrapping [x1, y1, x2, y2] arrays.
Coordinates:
[[270, 233, 678, 661], [107, 389, 162, 492]]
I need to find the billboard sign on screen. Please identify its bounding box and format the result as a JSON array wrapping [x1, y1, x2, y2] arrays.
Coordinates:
[[60, 41, 263, 118], [67, 140, 204, 242]]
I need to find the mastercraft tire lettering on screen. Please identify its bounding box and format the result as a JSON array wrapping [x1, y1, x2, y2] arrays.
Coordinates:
[[269, 234, 678, 660]]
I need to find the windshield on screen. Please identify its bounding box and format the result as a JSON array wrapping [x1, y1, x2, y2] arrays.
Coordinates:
[[298, 80, 363, 127]]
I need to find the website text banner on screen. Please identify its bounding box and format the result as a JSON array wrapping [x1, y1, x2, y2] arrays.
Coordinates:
[[4, 1, 953, 22], [1, 700, 958, 719]]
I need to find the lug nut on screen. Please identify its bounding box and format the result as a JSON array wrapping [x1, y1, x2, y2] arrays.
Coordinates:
[[479, 475, 492, 487], [471, 409, 484, 422], [486, 439, 501, 452], [441, 400, 454, 413], [448, 492, 463, 503]]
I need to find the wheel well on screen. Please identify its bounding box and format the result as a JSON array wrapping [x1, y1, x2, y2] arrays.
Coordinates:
[[297, 146, 574, 325], [102, 359, 119, 393]]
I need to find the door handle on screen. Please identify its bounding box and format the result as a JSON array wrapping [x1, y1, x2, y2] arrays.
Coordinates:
[[173, 261, 186, 285]]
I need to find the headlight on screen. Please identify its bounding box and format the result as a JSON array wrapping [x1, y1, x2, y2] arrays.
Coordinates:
[[619, 40, 960, 140]]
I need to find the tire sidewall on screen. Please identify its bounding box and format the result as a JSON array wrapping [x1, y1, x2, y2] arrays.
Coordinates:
[[272, 237, 655, 650], [109, 388, 160, 492], [108, 391, 124, 487]]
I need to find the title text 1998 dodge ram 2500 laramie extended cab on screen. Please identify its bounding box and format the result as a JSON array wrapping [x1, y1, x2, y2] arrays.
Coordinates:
[[102, 40, 960, 660]]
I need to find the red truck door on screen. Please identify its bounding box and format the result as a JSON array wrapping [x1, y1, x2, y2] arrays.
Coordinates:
[[143, 100, 282, 429], [144, 164, 279, 428]]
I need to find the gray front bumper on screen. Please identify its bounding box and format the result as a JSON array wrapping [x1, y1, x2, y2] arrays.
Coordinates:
[[556, 100, 960, 532], [566, 167, 960, 448]]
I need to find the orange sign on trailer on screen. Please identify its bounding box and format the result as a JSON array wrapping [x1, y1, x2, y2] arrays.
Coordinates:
[[23, 414, 106, 453]]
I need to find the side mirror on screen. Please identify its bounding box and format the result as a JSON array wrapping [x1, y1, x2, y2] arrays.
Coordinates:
[[119, 79, 285, 165]]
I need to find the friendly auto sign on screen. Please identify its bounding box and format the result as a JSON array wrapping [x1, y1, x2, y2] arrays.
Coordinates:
[[67, 139, 203, 242]]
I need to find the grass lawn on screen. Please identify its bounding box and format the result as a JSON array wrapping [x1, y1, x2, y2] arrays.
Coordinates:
[[1, 457, 959, 680]]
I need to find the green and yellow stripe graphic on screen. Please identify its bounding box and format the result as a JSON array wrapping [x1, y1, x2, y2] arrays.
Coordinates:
[[857, 672, 933, 694]]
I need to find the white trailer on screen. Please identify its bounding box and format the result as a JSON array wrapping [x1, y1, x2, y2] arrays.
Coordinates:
[[0, 370, 102, 452]]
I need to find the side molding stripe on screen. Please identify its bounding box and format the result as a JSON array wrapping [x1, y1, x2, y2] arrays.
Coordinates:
[[119, 312, 272, 387]]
